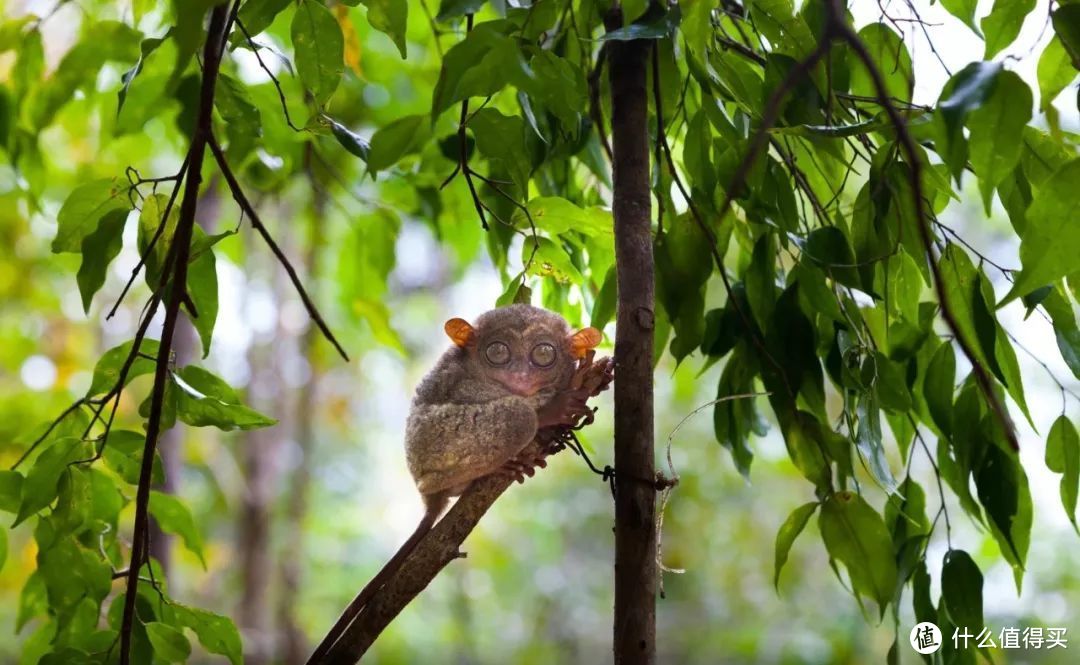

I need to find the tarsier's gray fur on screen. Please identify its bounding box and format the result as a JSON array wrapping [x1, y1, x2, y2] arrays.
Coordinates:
[[405, 304, 579, 497]]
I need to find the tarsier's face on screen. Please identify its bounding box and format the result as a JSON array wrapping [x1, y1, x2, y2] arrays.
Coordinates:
[[444, 304, 601, 397], [475, 325, 569, 396]]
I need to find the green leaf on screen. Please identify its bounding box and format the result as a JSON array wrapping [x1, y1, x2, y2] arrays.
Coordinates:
[[941, 549, 984, 632], [17, 571, 47, 632], [981, 0, 1035, 59], [52, 177, 130, 253], [0, 526, 6, 571], [1004, 158, 1080, 303], [819, 491, 898, 618], [800, 227, 862, 292], [591, 266, 617, 331], [328, 117, 370, 162], [936, 61, 1003, 182], [1037, 37, 1078, 110], [601, 5, 681, 41], [1057, 327, 1080, 380], [850, 24, 913, 102], [1046, 415, 1079, 529], [1052, 5, 1080, 70], [14, 437, 86, 527], [87, 339, 162, 397], [145, 622, 192, 663], [856, 391, 896, 490], [172, 604, 243, 665], [924, 343, 956, 438], [76, 208, 127, 313], [360, 0, 408, 59], [975, 444, 1031, 589], [774, 502, 818, 589], [713, 345, 765, 477], [779, 411, 831, 490], [967, 71, 1032, 214], [432, 24, 531, 118], [149, 490, 206, 567], [885, 478, 930, 547], [436, 0, 486, 22], [174, 366, 277, 431], [514, 197, 617, 238], [103, 430, 165, 486], [469, 108, 531, 192], [292, 0, 344, 105], [186, 228, 219, 357], [888, 251, 924, 325], [940, 0, 982, 36], [215, 73, 262, 156], [137, 193, 179, 287], [523, 237, 582, 284], [745, 233, 777, 331], [237, 0, 293, 37], [0, 470, 22, 513], [367, 114, 430, 173]]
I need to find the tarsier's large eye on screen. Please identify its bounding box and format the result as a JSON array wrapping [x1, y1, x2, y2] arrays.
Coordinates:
[[485, 341, 511, 365], [530, 342, 557, 368]]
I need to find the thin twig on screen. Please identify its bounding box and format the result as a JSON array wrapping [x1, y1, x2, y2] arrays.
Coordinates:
[[828, 0, 1019, 451], [119, 5, 232, 663], [208, 136, 350, 361]]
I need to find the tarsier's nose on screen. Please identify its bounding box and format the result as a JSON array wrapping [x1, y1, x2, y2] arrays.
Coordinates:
[[500, 372, 538, 396]]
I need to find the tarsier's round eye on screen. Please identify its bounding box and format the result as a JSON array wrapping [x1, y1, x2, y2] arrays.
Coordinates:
[[485, 341, 511, 365], [530, 342, 557, 368]]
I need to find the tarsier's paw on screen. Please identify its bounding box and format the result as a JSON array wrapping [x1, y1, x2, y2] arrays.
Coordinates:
[[572, 352, 614, 396], [499, 453, 548, 484], [535, 389, 592, 428]]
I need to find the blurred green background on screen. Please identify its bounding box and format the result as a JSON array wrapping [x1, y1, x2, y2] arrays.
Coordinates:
[[1, 0, 1078, 663]]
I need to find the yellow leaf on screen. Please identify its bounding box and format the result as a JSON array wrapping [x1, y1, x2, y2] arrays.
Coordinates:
[[336, 5, 362, 76]]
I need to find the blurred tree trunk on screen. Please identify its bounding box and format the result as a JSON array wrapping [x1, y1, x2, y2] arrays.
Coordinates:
[[238, 213, 296, 665], [605, 15, 657, 665], [150, 180, 220, 583], [278, 147, 326, 664]]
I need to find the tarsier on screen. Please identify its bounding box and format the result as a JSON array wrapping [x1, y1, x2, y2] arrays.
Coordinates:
[[309, 304, 615, 663]]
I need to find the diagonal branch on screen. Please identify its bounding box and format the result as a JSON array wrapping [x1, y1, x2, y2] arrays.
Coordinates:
[[825, 0, 1019, 451], [208, 136, 350, 361]]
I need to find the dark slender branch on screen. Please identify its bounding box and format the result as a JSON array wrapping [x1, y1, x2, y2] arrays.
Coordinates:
[[108, 155, 191, 320], [236, 17, 301, 131], [11, 399, 88, 469], [208, 136, 350, 361], [119, 5, 231, 663], [827, 1, 1019, 451]]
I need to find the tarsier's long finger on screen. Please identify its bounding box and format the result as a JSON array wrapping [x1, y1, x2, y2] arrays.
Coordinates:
[[571, 350, 595, 390]]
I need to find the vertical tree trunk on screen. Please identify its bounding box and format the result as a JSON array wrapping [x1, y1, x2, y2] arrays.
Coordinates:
[[605, 12, 657, 665], [279, 149, 326, 664], [238, 231, 295, 664]]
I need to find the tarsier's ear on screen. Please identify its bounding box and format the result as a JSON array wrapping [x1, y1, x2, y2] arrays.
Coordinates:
[[569, 327, 602, 359], [444, 318, 476, 347]]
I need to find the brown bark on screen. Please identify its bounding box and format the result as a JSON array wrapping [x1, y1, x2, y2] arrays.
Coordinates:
[[238, 230, 296, 664], [605, 11, 657, 665], [278, 148, 327, 664]]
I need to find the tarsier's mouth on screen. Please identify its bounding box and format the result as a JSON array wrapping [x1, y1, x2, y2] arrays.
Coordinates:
[[497, 375, 541, 396]]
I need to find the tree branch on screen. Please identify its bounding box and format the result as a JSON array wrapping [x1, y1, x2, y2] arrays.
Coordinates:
[[119, 5, 231, 663], [825, 0, 1019, 451], [208, 136, 350, 361]]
